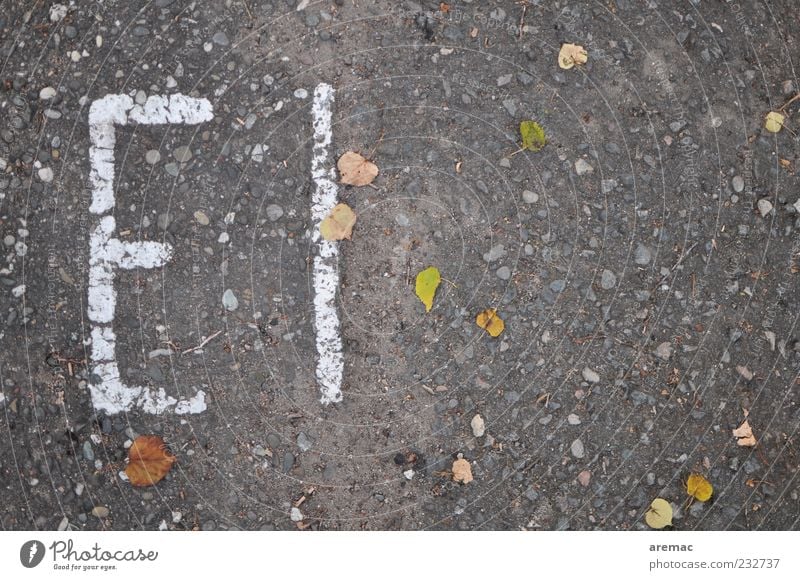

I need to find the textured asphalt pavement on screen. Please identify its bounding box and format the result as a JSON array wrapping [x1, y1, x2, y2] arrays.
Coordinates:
[[1, 0, 800, 530]]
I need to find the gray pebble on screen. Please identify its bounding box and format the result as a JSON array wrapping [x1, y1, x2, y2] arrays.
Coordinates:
[[634, 244, 652, 265], [549, 279, 566, 293], [145, 150, 161, 165], [266, 204, 283, 221], [483, 244, 506, 263], [82, 441, 94, 461], [654, 341, 673, 360], [600, 269, 617, 290], [222, 289, 238, 311], [212, 31, 229, 46], [496, 266, 511, 280], [173, 146, 192, 163], [732, 175, 744, 193], [582, 367, 600, 384], [297, 432, 313, 452], [570, 439, 585, 459], [575, 158, 594, 176]]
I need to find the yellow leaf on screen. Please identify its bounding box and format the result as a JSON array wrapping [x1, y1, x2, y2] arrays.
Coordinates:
[[124, 436, 177, 487], [686, 473, 713, 502], [337, 151, 379, 186], [476, 308, 504, 337], [764, 111, 785, 133], [558, 43, 588, 70], [452, 455, 473, 484], [320, 203, 357, 241], [645, 498, 673, 529], [415, 266, 441, 312]]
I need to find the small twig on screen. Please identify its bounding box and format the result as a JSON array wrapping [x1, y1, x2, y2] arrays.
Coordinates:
[[242, 0, 254, 21], [181, 330, 223, 355], [518, 3, 527, 40], [777, 92, 800, 114]]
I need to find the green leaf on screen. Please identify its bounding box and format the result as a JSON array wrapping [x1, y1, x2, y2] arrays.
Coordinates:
[[520, 120, 546, 152], [415, 267, 441, 312]]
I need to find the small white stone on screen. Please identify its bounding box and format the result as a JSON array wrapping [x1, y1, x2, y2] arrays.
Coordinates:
[[575, 158, 594, 175], [294, 88, 308, 99], [403, 469, 415, 480], [290, 507, 304, 522], [38, 167, 54, 182], [567, 413, 581, 425], [522, 190, 538, 204], [39, 86, 57, 100], [581, 367, 600, 384], [471, 414, 486, 437], [757, 198, 773, 217], [654, 341, 673, 360]]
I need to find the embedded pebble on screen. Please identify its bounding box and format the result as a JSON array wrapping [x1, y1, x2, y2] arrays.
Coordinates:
[[496, 266, 511, 280], [290, 507, 303, 522], [91, 506, 110, 519], [194, 210, 210, 226], [655, 342, 673, 360], [297, 432, 313, 452], [483, 244, 506, 263], [145, 150, 161, 165], [522, 190, 538, 204], [38, 167, 54, 183], [634, 244, 652, 266], [600, 269, 617, 290], [574, 158, 594, 175], [567, 413, 581, 426], [173, 146, 192, 163], [732, 175, 744, 193], [266, 204, 284, 221], [571, 439, 585, 459], [582, 367, 600, 384], [757, 199, 773, 217], [222, 289, 238, 311], [39, 86, 57, 100], [471, 414, 486, 437]]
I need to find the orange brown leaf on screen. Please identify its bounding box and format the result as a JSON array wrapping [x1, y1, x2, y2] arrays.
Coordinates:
[[125, 435, 177, 487]]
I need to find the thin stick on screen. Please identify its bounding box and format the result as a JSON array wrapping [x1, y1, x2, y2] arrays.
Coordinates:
[[182, 330, 223, 355]]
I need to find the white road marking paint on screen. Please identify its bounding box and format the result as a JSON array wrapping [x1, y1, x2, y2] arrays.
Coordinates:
[[87, 93, 213, 415], [311, 83, 344, 404]]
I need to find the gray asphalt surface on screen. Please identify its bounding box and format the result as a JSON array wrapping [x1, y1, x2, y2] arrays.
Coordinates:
[[1, 0, 800, 531]]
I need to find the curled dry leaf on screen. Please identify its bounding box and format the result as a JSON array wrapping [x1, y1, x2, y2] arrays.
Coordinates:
[[764, 111, 785, 133], [415, 266, 441, 312], [337, 151, 379, 186], [124, 435, 176, 487], [476, 308, 505, 337], [645, 498, 673, 529], [452, 455, 473, 484], [320, 203, 357, 241], [686, 473, 713, 502], [733, 411, 757, 447], [558, 43, 588, 70]]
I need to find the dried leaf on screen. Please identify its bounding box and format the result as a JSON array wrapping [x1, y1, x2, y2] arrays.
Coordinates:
[[452, 455, 473, 484], [415, 266, 441, 312], [124, 436, 177, 487], [337, 151, 379, 186], [519, 120, 546, 152], [686, 473, 713, 502], [476, 308, 504, 337], [733, 413, 757, 447], [645, 498, 673, 529], [764, 111, 785, 133], [558, 43, 588, 70], [320, 203, 357, 241]]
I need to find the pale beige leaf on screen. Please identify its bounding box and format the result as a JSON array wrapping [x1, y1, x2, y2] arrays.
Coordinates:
[[452, 456, 473, 484], [337, 151, 379, 186], [558, 43, 588, 70], [320, 203, 357, 241]]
